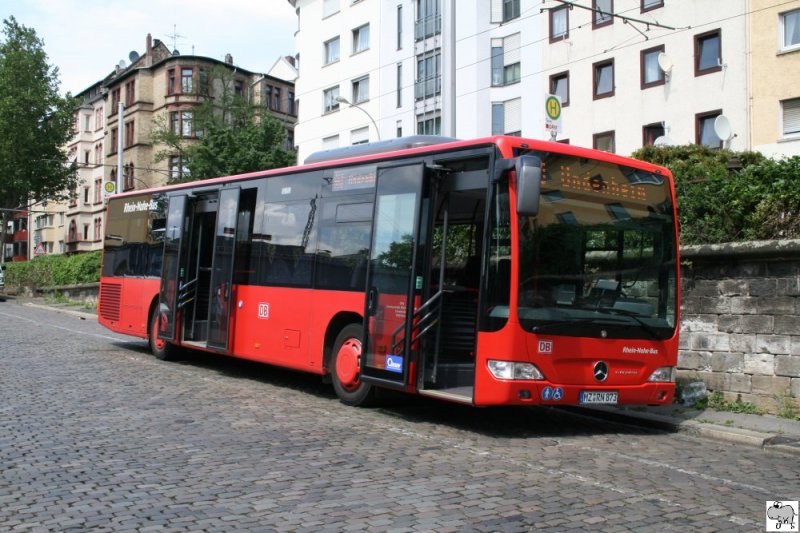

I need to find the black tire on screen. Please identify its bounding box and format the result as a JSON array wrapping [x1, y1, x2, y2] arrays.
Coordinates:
[[331, 324, 375, 406], [149, 305, 177, 361]]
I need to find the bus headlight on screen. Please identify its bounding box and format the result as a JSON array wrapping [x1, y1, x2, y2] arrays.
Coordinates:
[[488, 360, 545, 381], [648, 366, 676, 382]]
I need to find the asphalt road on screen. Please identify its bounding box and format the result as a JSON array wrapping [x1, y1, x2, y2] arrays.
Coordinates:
[[0, 302, 798, 532]]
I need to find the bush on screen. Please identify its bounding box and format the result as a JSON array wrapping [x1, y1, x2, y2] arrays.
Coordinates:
[[632, 145, 800, 244], [5, 251, 101, 289]]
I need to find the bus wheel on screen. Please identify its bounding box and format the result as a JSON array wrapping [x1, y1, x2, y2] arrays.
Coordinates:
[[331, 324, 374, 406], [149, 306, 175, 361]]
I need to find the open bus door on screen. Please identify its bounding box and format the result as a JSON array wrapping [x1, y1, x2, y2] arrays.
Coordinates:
[[157, 194, 189, 343], [206, 187, 240, 351], [361, 163, 428, 389]]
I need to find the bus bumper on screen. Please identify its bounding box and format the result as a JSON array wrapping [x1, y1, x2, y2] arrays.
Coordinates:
[[473, 380, 674, 407]]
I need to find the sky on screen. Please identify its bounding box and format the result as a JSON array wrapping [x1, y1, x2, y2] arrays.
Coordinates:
[[1, 0, 297, 94]]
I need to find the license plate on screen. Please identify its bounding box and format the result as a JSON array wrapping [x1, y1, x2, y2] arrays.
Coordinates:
[[580, 391, 618, 405]]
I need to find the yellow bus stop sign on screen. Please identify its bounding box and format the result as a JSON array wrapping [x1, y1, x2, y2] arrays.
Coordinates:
[[546, 95, 561, 121], [104, 181, 116, 194]]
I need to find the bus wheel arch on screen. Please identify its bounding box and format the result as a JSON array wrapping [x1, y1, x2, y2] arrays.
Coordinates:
[[148, 297, 176, 361], [327, 317, 374, 406]]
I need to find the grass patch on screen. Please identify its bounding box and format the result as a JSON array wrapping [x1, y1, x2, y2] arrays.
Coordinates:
[[775, 390, 800, 421], [697, 391, 766, 415]]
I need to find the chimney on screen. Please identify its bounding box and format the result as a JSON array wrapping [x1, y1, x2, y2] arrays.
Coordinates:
[[146, 33, 153, 66], [225, 53, 233, 65]]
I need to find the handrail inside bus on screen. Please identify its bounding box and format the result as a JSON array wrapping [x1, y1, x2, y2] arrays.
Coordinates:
[[304, 135, 460, 164]]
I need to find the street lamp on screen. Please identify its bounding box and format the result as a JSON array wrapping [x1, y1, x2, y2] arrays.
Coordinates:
[[335, 96, 381, 141]]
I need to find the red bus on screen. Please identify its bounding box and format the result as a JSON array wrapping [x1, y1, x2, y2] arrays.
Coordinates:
[[99, 135, 679, 407]]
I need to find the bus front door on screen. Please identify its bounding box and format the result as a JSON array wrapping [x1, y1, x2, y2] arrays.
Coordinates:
[[157, 194, 189, 343], [361, 163, 428, 389]]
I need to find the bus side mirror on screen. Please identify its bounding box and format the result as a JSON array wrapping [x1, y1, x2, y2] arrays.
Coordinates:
[[516, 155, 542, 216]]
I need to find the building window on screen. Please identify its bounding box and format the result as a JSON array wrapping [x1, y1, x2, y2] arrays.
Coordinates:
[[95, 108, 103, 130], [324, 36, 340, 65], [695, 29, 721, 76], [417, 111, 441, 135], [323, 86, 340, 113], [94, 143, 103, 166], [110, 128, 118, 154], [125, 79, 135, 106], [352, 24, 370, 54], [781, 9, 800, 51], [490, 0, 520, 23], [641, 0, 663, 13], [124, 121, 134, 147], [492, 98, 521, 135], [416, 52, 441, 99], [234, 80, 244, 98], [416, 0, 441, 40], [288, 91, 296, 115], [642, 122, 665, 146], [781, 98, 800, 137], [111, 88, 121, 112], [593, 0, 613, 28], [396, 120, 403, 138], [550, 72, 569, 106], [593, 59, 614, 99], [696, 110, 722, 148], [491, 33, 521, 87], [94, 178, 102, 203], [170, 111, 194, 137], [323, 0, 340, 18], [593, 130, 615, 152], [83, 187, 90, 205], [397, 5, 403, 49], [322, 135, 339, 150], [167, 69, 177, 95], [397, 63, 403, 107], [351, 126, 369, 145], [83, 224, 89, 241], [641, 45, 666, 89], [352, 75, 369, 103], [169, 156, 189, 181], [124, 163, 135, 191], [94, 218, 102, 242], [83, 114, 91, 132], [274, 87, 282, 112], [550, 6, 569, 43], [84, 150, 90, 165], [199, 68, 209, 96], [181, 67, 194, 93]]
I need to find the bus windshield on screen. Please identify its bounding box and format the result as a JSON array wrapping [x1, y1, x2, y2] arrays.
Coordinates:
[[517, 152, 678, 340]]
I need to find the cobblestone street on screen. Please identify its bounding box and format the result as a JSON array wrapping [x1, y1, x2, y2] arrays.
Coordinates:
[[1, 303, 798, 532]]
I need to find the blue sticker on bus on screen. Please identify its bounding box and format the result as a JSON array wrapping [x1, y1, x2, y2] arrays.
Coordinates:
[[553, 387, 564, 401], [541, 386, 553, 401], [385, 355, 403, 373]]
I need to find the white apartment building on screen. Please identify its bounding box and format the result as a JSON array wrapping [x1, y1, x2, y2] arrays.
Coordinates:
[[542, 0, 749, 155], [291, 0, 794, 159]]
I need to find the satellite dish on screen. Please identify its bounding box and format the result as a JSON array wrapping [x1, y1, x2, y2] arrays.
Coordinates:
[[657, 52, 674, 74], [713, 115, 734, 141], [653, 136, 674, 147], [117, 59, 127, 69], [129, 51, 140, 63]]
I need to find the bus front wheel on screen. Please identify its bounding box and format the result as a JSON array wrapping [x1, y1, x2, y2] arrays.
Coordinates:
[[149, 306, 176, 361], [331, 324, 374, 406]]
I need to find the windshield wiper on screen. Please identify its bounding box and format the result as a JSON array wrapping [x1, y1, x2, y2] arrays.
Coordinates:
[[589, 306, 662, 340]]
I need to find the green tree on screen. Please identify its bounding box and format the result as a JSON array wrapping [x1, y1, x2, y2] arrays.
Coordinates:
[[152, 65, 296, 184], [0, 17, 77, 257]]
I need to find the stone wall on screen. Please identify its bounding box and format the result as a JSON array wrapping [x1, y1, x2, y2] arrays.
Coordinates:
[[679, 240, 800, 412]]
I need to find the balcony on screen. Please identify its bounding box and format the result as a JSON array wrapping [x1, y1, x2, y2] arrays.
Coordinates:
[[65, 240, 98, 254], [415, 76, 441, 101], [415, 14, 441, 41], [13, 229, 28, 242]]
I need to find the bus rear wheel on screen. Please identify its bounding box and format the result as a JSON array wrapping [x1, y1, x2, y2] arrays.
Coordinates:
[[149, 306, 176, 361], [331, 324, 374, 406]]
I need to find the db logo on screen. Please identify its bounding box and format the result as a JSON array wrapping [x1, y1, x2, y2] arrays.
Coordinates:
[[258, 303, 270, 319], [538, 340, 553, 354]]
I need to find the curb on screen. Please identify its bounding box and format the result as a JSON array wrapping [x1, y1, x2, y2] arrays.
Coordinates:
[[22, 302, 97, 321], [564, 406, 800, 456]]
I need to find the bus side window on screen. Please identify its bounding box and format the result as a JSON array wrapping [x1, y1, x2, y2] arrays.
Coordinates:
[[315, 199, 372, 291]]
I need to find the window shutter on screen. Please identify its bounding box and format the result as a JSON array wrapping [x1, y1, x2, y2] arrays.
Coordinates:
[[323, 0, 339, 18], [351, 127, 369, 144], [504, 98, 521, 133], [491, 0, 503, 23], [504, 33, 521, 66], [783, 98, 800, 135]]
